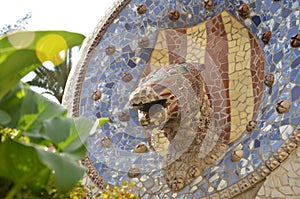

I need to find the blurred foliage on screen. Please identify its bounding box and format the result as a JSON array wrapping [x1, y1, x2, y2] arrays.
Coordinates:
[[101, 181, 139, 199], [0, 176, 89, 199], [0, 28, 138, 199], [0, 30, 85, 100], [0, 30, 108, 199], [26, 48, 74, 103], [0, 84, 97, 199]]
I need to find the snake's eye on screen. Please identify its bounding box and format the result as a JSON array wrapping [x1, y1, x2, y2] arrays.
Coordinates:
[[132, 99, 168, 127], [149, 99, 167, 110]]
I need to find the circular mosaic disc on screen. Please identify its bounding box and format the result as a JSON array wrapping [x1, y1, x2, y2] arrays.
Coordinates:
[[64, 0, 300, 198]]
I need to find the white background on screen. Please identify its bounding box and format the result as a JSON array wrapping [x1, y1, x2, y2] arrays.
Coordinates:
[[1, 0, 114, 36], [1, 0, 115, 102]]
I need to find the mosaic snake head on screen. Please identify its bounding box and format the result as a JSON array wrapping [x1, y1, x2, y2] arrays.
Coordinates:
[[130, 63, 211, 139], [129, 63, 212, 142], [129, 63, 220, 191], [129, 70, 179, 140]]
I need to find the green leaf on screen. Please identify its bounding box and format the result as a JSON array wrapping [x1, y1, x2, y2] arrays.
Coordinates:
[[0, 110, 11, 125], [16, 85, 67, 134], [0, 83, 93, 195], [59, 117, 95, 154], [42, 117, 95, 159], [0, 84, 24, 127], [0, 50, 41, 100], [0, 139, 50, 194], [63, 144, 87, 162], [36, 149, 85, 193], [0, 30, 85, 100], [18, 114, 39, 132], [0, 31, 85, 63], [42, 117, 71, 144], [0, 139, 38, 181], [20, 83, 67, 119]]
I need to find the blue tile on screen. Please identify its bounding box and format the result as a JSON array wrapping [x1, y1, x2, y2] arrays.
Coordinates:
[[282, 8, 292, 18], [252, 15, 261, 27], [270, 130, 281, 140], [122, 45, 132, 52], [270, 3, 281, 14], [292, 86, 300, 101], [96, 112, 101, 118], [291, 57, 300, 69], [288, 28, 299, 39], [254, 139, 261, 148], [106, 82, 115, 89], [255, 0, 262, 11], [295, 74, 300, 85], [271, 140, 284, 152], [128, 59, 137, 68], [273, 51, 283, 63]]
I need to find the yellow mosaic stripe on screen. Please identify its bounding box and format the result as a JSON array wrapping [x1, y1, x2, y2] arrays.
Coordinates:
[[148, 30, 170, 154], [186, 21, 207, 64], [222, 11, 254, 143], [149, 30, 170, 70]]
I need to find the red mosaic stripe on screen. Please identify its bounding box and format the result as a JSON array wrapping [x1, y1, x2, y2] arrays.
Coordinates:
[[165, 29, 187, 64], [204, 14, 231, 143], [249, 33, 265, 117]]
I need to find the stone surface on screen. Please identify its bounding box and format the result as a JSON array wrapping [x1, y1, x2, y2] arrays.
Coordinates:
[[256, 146, 300, 199]]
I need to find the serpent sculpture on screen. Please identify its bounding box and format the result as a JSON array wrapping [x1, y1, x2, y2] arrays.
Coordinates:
[[129, 63, 228, 191], [65, 0, 300, 197]]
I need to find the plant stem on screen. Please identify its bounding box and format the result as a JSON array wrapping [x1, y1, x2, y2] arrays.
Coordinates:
[[4, 167, 42, 199], [5, 179, 26, 199]]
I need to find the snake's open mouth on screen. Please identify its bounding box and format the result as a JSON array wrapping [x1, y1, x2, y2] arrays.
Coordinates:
[[131, 99, 168, 127]]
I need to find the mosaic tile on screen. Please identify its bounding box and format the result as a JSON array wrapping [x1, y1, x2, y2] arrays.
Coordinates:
[[63, 0, 300, 198]]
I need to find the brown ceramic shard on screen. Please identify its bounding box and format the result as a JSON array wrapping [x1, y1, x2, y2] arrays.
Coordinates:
[[238, 5, 250, 19], [276, 100, 290, 114], [261, 31, 272, 45], [105, 45, 116, 55], [204, 0, 214, 10], [92, 90, 102, 101], [168, 9, 180, 21], [290, 33, 300, 48], [137, 4, 147, 15]]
